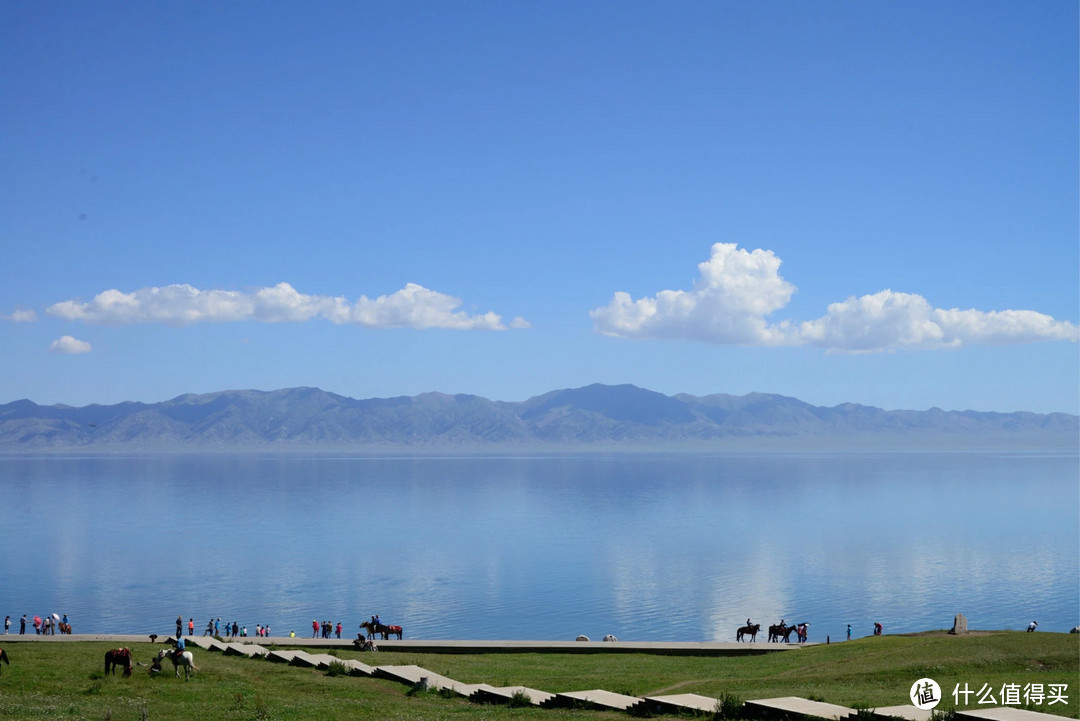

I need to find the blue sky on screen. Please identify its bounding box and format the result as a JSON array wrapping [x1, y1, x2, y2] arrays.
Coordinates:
[[2, 1, 1077, 413]]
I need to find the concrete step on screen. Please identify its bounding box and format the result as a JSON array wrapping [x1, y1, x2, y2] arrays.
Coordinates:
[[374, 664, 491, 697], [183, 636, 243, 654], [266, 649, 302, 663], [638, 693, 720, 714], [542, 689, 642, 711], [470, 686, 555, 706], [745, 696, 854, 721], [286, 651, 323, 667], [295, 651, 345, 669], [222, 643, 268, 658], [867, 704, 934, 721], [958, 708, 1070, 721], [341, 658, 376, 676]]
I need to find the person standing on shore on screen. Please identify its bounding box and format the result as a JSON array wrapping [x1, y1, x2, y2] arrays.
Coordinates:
[[20, 615, 26, 634], [176, 615, 183, 637], [188, 618, 194, 636], [4, 615, 9, 634], [847, 624, 851, 641]]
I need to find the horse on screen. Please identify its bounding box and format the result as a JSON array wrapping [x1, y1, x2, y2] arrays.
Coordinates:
[[0, 647, 9, 674], [736, 623, 760, 642], [104, 648, 132, 677], [360, 621, 403, 640], [155, 648, 196, 680], [769, 623, 796, 642], [59, 622, 72, 634]]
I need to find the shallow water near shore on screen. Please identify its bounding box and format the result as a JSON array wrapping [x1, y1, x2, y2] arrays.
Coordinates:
[[0, 451, 1076, 642]]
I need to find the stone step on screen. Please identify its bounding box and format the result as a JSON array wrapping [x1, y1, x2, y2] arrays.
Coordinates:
[[341, 658, 376, 676], [542, 689, 642, 711], [957, 708, 1070, 721], [867, 704, 935, 721], [301, 653, 347, 669], [638, 693, 720, 714], [470, 685, 555, 706], [222, 643, 268, 658], [286, 651, 323, 667], [745, 696, 854, 721], [374, 664, 491, 697]]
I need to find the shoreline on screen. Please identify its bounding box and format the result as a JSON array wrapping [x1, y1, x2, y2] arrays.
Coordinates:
[[0, 633, 812, 656]]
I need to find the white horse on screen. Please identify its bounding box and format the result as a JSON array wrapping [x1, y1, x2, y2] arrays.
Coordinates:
[[156, 648, 197, 680]]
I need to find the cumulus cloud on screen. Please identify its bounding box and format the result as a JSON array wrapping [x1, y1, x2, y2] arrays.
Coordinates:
[[591, 243, 1079, 352], [1, 308, 37, 322], [798, 291, 1079, 352], [49, 335, 92, 354], [45, 282, 522, 331], [590, 243, 796, 346]]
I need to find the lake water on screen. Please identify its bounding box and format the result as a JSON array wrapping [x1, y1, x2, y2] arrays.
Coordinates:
[[0, 452, 1076, 642]]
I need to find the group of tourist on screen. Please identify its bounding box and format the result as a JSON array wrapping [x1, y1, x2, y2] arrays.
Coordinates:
[[168, 614, 394, 641], [4, 613, 69, 635], [174, 616, 271, 640]]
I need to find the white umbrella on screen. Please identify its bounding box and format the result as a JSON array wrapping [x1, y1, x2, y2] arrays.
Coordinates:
[[52, 613, 60, 621]]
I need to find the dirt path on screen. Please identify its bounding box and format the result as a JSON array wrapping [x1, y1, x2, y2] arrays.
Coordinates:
[[647, 678, 711, 695]]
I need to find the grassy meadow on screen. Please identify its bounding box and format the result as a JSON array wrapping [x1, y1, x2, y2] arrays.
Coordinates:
[[0, 631, 1075, 720]]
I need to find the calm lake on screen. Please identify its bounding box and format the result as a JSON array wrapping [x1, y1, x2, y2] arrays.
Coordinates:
[[0, 452, 1076, 642]]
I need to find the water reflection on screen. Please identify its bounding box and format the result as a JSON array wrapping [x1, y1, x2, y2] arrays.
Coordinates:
[[0, 452, 1075, 641]]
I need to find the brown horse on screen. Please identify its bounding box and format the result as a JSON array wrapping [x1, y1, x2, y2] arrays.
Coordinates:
[[360, 621, 403, 640], [59, 622, 72, 634], [104, 648, 132, 677], [0, 647, 9, 674], [736, 623, 760, 642]]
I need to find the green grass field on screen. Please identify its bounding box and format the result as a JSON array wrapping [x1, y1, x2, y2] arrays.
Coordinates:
[[0, 632, 1075, 720]]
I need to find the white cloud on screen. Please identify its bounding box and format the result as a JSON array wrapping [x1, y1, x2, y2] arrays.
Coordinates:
[[49, 335, 92, 354], [590, 243, 795, 346], [1, 308, 37, 322], [591, 243, 1079, 352], [45, 282, 522, 331], [798, 291, 1079, 352]]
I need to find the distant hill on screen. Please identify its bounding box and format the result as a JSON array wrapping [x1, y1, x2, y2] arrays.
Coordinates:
[[0, 384, 1076, 451]]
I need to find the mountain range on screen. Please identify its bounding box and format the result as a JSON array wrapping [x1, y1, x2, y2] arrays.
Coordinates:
[[0, 384, 1076, 451]]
